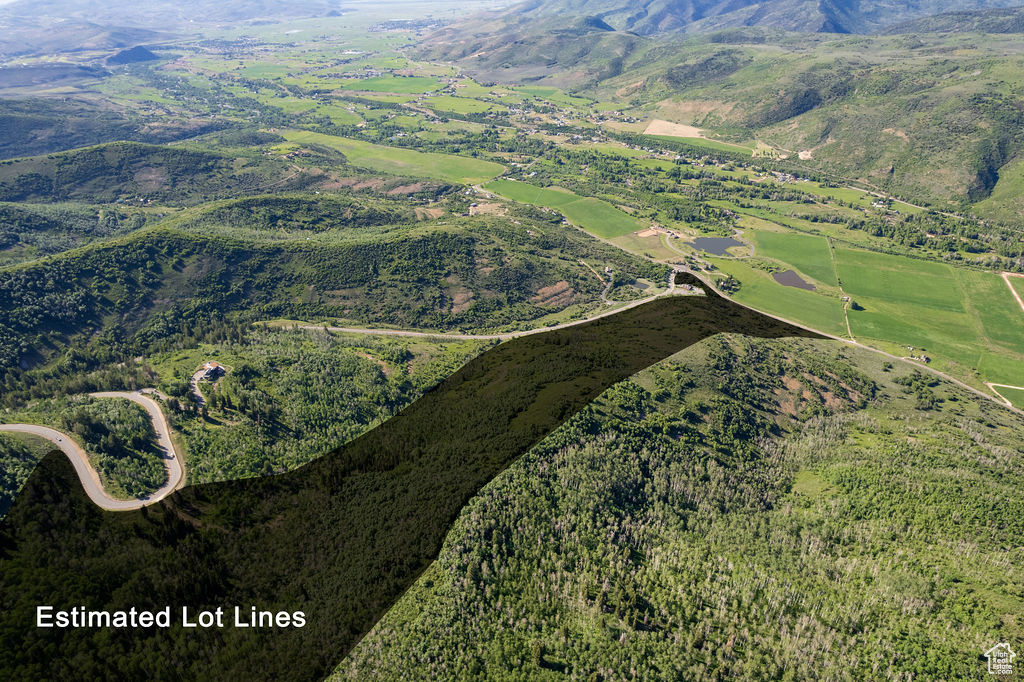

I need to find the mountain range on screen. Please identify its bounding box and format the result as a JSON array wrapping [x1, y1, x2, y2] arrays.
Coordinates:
[[447, 0, 1024, 35]]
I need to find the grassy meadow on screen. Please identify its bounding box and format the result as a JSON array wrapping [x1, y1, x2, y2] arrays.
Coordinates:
[[281, 130, 505, 184], [485, 180, 643, 238]]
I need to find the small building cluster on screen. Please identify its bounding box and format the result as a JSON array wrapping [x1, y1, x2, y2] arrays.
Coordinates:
[[201, 361, 226, 381]]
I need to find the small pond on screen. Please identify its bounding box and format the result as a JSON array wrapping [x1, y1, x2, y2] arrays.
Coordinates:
[[772, 269, 816, 291], [689, 237, 743, 255]]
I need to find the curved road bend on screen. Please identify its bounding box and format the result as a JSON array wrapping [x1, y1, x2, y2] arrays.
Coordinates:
[[0, 390, 184, 511], [4, 270, 1019, 510]]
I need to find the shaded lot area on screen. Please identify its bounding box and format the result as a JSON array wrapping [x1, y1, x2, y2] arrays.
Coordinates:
[[0, 274, 821, 682]]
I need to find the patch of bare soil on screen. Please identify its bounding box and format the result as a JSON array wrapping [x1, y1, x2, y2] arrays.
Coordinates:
[[355, 351, 391, 375], [469, 202, 505, 216], [415, 207, 445, 220], [134, 166, 168, 191], [781, 376, 802, 391], [643, 119, 705, 138], [321, 176, 387, 191], [531, 280, 576, 308], [388, 182, 427, 195], [450, 288, 475, 313]]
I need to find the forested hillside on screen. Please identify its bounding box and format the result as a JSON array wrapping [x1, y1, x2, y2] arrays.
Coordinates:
[[338, 336, 1024, 680], [0, 141, 320, 205], [0, 195, 665, 395]]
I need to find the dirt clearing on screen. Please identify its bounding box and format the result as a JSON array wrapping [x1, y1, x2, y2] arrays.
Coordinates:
[[643, 119, 706, 138]]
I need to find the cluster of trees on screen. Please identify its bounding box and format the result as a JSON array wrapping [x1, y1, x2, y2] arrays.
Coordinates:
[[0, 203, 148, 265], [3, 396, 166, 499], [0, 433, 51, 517], [162, 328, 487, 483], [0, 141, 317, 207], [0, 195, 666, 382], [339, 338, 1024, 681]]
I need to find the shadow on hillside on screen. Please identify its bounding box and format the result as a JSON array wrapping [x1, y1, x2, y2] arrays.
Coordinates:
[[0, 273, 822, 681]]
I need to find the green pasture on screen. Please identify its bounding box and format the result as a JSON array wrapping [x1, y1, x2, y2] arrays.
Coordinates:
[[708, 258, 848, 337], [515, 86, 593, 108], [485, 180, 643, 239], [993, 385, 1024, 409], [835, 249, 963, 312], [749, 230, 838, 286], [647, 134, 755, 154], [699, 231, 1024, 384], [424, 96, 502, 114], [337, 76, 442, 94], [316, 105, 362, 125], [833, 248, 1024, 384], [1009, 275, 1024, 302], [259, 95, 319, 114], [238, 63, 294, 79], [281, 130, 504, 184]]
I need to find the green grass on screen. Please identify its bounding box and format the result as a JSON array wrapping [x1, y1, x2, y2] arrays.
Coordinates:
[[280, 130, 505, 184], [647, 134, 754, 154], [993, 385, 1024, 409], [973, 156, 1024, 224], [485, 180, 643, 239], [337, 76, 442, 94], [832, 248, 1024, 384], [237, 63, 294, 79], [610, 233, 683, 262], [749, 230, 838, 286], [257, 95, 319, 114], [709, 257, 848, 337], [424, 96, 501, 114], [791, 470, 832, 498], [836, 249, 964, 312], [316, 105, 362, 126], [1009, 275, 1024, 302], [515, 86, 593, 108]]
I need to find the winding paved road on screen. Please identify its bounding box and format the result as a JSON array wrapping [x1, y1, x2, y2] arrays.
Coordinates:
[[0, 391, 184, 511], [5, 267, 1020, 511]]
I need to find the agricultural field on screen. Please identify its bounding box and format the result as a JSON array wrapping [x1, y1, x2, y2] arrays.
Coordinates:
[[485, 180, 644, 239], [280, 130, 505, 184], [708, 256, 848, 337], [835, 249, 1024, 384], [748, 229, 838, 286], [1007, 274, 1024, 305], [682, 221, 1024, 387], [423, 95, 501, 114], [515, 86, 593, 108], [337, 75, 443, 94], [647, 133, 755, 155], [994, 385, 1024, 409]]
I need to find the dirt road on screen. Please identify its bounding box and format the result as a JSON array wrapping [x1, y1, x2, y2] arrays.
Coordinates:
[[1002, 272, 1024, 313]]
